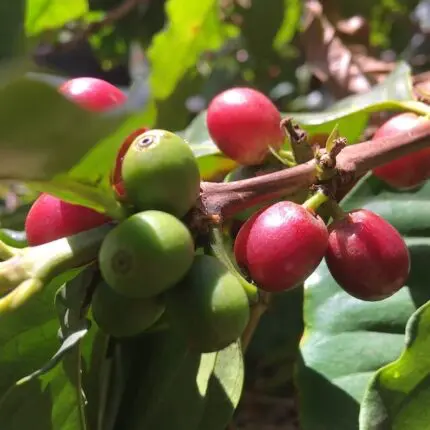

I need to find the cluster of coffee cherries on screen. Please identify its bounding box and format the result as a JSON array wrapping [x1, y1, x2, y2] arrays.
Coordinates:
[[24, 78, 420, 353], [206, 87, 414, 301], [25, 77, 249, 353]]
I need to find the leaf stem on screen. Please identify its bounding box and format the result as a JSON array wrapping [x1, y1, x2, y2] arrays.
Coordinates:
[[241, 292, 271, 352], [0, 224, 113, 298]]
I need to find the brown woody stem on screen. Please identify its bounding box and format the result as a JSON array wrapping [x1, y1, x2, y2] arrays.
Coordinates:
[[199, 117, 430, 220]]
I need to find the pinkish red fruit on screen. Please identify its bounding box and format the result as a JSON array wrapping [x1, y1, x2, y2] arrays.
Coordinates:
[[25, 193, 110, 246], [206, 87, 285, 165], [372, 113, 430, 189], [325, 209, 410, 301], [59, 77, 127, 112], [234, 201, 328, 292], [110, 127, 149, 199]]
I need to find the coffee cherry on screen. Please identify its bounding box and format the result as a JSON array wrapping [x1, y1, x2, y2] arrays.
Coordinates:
[[372, 113, 430, 189], [25, 193, 110, 246], [165, 255, 249, 353], [92, 281, 165, 338], [59, 77, 127, 112], [99, 210, 194, 299], [325, 209, 410, 301], [234, 201, 328, 292], [121, 129, 201, 218], [110, 127, 149, 199], [206, 87, 285, 165]]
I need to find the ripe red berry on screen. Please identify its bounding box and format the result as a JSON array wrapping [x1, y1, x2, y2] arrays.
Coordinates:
[[59, 77, 127, 112], [110, 127, 149, 199], [234, 201, 328, 292], [372, 113, 430, 189], [25, 193, 110, 246], [206, 87, 285, 165], [325, 209, 410, 301]]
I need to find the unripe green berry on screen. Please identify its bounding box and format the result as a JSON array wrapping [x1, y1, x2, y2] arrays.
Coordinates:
[[92, 282, 165, 337], [121, 129, 201, 218], [165, 255, 250, 353], [99, 210, 195, 298]]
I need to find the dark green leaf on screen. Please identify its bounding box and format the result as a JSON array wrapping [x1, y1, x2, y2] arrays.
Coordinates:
[[197, 341, 244, 430], [0, 270, 80, 397], [297, 174, 430, 430], [359, 297, 430, 430], [0, 1, 25, 60], [0, 268, 95, 430], [117, 331, 216, 430]]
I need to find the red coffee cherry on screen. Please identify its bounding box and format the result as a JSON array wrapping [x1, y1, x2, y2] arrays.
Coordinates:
[[206, 87, 285, 165], [234, 201, 328, 292], [110, 127, 149, 199], [25, 193, 110, 246], [325, 209, 410, 301], [372, 113, 430, 189], [59, 77, 127, 112]]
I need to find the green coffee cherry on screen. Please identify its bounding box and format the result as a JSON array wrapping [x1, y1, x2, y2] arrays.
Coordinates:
[[99, 210, 195, 298], [92, 282, 165, 338], [165, 255, 250, 353], [121, 129, 201, 218]]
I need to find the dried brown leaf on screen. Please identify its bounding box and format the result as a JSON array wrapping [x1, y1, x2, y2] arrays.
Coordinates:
[[301, 0, 372, 97]]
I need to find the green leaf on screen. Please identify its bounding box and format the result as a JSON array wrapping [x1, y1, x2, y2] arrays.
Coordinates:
[[0, 268, 94, 430], [0, 229, 27, 248], [273, 0, 302, 51], [117, 331, 217, 430], [197, 341, 244, 430], [0, 76, 137, 214], [291, 61, 416, 143], [359, 298, 430, 430], [148, 0, 238, 101], [0, 270, 79, 396], [25, 0, 89, 36], [0, 1, 25, 60], [297, 174, 430, 430]]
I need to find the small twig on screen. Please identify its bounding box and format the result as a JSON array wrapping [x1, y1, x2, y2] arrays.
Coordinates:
[[199, 117, 430, 220]]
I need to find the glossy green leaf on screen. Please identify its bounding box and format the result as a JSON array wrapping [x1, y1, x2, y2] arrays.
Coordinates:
[[197, 341, 244, 430], [25, 0, 88, 35], [0, 268, 93, 430], [297, 174, 430, 430], [359, 296, 430, 429], [148, 0, 238, 101], [118, 331, 216, 430], [0, 229, 27, 248]]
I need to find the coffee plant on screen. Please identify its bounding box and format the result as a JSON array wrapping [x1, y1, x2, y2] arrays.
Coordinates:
[[2, 1, 430, 430]]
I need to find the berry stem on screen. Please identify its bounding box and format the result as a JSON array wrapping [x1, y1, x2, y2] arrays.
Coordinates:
[[326, 199, 348, 221], [0, 224, 113, 297], [0, 241, 18, 260], [302, 189, 329, 213], [199, 116, 430, 220], [241, 291, 271, 352]]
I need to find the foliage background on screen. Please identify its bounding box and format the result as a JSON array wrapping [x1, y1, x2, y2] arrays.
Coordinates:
[[1, 0, 430, 429]]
